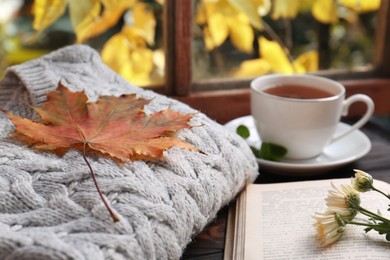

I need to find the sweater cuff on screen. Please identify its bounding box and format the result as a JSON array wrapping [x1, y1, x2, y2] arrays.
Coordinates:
[[6, 61, 55, 106]]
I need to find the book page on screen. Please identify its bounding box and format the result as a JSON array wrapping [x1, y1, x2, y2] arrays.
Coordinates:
[[244, 178, 390, 260]]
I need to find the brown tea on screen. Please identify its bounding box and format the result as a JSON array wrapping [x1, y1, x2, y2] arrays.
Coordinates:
[[264, 84, 333, 99]]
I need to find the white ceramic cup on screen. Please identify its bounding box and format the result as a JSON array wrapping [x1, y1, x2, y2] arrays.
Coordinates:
[[250, 74, 374, 160]]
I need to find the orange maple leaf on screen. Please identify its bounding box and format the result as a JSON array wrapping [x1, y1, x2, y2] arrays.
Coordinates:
[[5, 82, 197, 161], [4, 82, 198, 221]]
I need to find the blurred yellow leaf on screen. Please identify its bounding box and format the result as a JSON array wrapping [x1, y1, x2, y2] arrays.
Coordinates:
[[32, 0, 66, 32], [129, 48, 154, 76], [30, 0, 162, 86], [206, 13, 229, 50], [340, 0, 381, 13], [293, 50, 318, 73], [115, 47, 154, 86], [272, 0, 300, 19], [101, 25, 157, 86], [234, 58, 271, 77], [235, 44, 318, 77], [312, 0, 338, 24], [227, 0, 266, 29], [100, 0, 133, 8], [259, 0, 272, 16], [298, 0, 314, 12], [87, 8, 126, 41], [122, 25, 148, 48], [228, 13, 254, 53], [68, 0, 101, 43], [133, 2, 156, 45], [196, 0, 254, 52], [259, 36, 294, 74], [86, 0, 136, 41], [101, 33, 131, 73]]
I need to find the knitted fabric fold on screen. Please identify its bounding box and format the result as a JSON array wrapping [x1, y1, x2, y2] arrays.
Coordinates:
[[0, 45, 258, 260]]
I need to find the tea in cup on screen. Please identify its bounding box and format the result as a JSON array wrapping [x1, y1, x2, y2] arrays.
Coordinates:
[[250, 74, 374, 160]]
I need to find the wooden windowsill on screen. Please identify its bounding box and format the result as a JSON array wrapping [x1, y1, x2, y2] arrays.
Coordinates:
[[174, 78, 390, 124]]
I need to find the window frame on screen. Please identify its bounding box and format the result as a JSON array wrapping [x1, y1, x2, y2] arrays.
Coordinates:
[[164, 0, 390, 123]]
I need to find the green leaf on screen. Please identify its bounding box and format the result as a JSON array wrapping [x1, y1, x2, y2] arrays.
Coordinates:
[[260, 142, 288, 161], [250, 145, 261, 158], [236, 124, 250, 139], [365, 221, 390, 240], [235, 124, 287, 161], [364, 227, 372, 233]]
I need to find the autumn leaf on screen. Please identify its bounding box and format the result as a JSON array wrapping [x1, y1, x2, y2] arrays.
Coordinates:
[[132, 2, 156, 45], [234, 39, 318, 77], [340, 0, 381, 13], [32, 0, 138, 43], [258, 36, 294, 74], [196, 0, 255, 53], [271, 0, 300, 20], [6, 82, 197, 161], [312, 0, 338, 24], [101, 25, 157, 86], [205, 12, 229, 50], [4, 82, 198, 221], [234, 58, 271, 77], [228, 13, 256, 53], [68, 0, 101, 43], [227, 0, 267, 29], [33, 0, 103, 43], [82, 0, 137, 43], [32, 0, 67, 32], [293, 50, 319, 73], [100, 2, 160, 86]]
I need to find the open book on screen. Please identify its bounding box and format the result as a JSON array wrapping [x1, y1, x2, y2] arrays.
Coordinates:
[[224, 178, 390, 260]]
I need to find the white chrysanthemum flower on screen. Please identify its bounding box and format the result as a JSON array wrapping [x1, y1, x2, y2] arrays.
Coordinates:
[[326, 182, 360, 221], [313, 212, 345, 247], [351, 169, 373, 192]]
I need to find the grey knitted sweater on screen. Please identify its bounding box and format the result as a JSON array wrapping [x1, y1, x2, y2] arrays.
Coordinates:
[[0, 45, 258, 260]]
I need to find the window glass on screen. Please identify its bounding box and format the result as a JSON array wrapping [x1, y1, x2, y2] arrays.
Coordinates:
[[192, 0, 380, 81], [0, 0, 165, 87]]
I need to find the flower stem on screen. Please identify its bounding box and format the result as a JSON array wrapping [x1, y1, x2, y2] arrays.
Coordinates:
[[82, 142, 119, 222], [345, 220, 379, 227], [358, 206, 390, 223], [372, 186, 390, 200]]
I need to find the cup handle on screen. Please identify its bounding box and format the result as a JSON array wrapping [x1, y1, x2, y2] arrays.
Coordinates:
[[330, 94, 375, 143]]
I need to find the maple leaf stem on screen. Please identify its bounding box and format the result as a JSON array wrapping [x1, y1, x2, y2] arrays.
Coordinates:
[[82, 142, 120, 222]]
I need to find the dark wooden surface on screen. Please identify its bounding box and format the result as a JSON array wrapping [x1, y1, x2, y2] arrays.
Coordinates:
[[181, 117, 390, 260]]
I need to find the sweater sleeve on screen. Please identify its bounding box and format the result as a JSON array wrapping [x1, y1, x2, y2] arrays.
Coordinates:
[[1, 44, 141, 107]]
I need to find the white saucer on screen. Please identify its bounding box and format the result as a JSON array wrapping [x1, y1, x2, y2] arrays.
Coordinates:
[[225, 115, 371, 176]]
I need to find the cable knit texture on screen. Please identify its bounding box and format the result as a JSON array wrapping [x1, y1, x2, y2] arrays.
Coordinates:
[[0, 45, 258, 260]]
